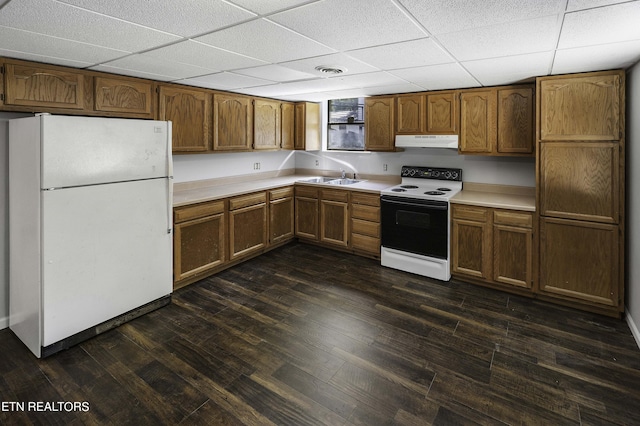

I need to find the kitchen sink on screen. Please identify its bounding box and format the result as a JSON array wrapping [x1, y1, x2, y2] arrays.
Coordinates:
[[326, 178, 363, 185], [298, 176, 338, 183]]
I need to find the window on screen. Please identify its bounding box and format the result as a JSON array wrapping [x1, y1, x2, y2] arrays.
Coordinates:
[[327, 98, 364, 150]]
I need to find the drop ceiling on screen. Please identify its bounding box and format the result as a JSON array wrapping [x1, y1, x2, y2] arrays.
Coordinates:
[[0, 0, 639, 101]]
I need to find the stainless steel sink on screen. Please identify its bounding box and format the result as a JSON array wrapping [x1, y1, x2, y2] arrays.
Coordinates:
[[326, 178, 363, 185], [298, 177, 338, 183]]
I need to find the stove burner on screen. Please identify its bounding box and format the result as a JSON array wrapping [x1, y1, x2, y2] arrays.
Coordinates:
[[437, 187, 451, 192], [425, 191, 445, 196], [400, 185, 419, 189], [391, 188, 406, 192]]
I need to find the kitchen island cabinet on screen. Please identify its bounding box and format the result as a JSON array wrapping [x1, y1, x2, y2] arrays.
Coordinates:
[[173, 200, 226, 287]]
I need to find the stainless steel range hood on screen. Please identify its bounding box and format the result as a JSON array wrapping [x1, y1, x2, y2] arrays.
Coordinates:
[[395, 134, 459, 149]]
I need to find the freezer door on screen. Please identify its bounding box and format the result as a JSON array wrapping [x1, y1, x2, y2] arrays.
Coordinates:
[[41, 178, 172, 346], [40, 115, 171, 189]]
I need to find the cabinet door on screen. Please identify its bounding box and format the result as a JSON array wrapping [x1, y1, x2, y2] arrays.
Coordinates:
[[4, 62, 87, 110], [451, 205, 491, 279], [270, 188, 294, 245], [365, 96, 395, 151], [320, 199, 349, 247], [281, 102, 295, 150], [396, 94, 425, 134], [538, 72, 622, 141], [295, 187, 319, 240], [229, 202, 267, 260], [539, 142, 619, 223], [426, 91, 458, 134], [493, 224, 532, 288], [497, 87, 534, 154], [254, 99, 281, 150], [174, 213, 225, 282], [294, 102, 320, 150], [460, 90, 497, 154], [540, 217, 619, 308], [159, 85, 212, 152], [94, 76, 154, 117], [214, 94, 253, 151]]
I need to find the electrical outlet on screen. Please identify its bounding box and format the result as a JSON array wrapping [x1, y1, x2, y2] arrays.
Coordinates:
[[253, 162, 260, 170], [315, 160, 319, 166], [383, 164, 388, 171]]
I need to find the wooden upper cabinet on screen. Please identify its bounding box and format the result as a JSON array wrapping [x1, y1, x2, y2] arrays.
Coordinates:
[[497, 86, 534, 154], [158, 85, 212, 153], [214, 94, 253, 151], [294, 102, 320, 150], [281, 102, 295, 150], [426, 91, 458, 134], [253, 99, 281, 150], [538, 71, 622, 141], [365, 96, 395, 151], [3, 61, 88, 110], [94, 76, 154, 118], [396, 94, 426, 134], [460, 89, 496, 154]]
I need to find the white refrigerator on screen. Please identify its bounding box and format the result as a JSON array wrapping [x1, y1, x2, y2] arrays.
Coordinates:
[[9, 114, 173, 358]]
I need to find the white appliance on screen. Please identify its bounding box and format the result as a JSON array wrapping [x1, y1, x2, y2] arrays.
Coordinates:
[[380, 166, 462, 281], [394, 134, 459, 149], [9, 114, 173, 358]]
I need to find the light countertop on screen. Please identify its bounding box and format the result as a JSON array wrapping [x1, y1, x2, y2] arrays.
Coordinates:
[[451, 183, 535, 212]]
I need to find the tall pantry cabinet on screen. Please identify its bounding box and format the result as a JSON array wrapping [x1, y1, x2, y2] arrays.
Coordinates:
[[536, 70, 625, 316]]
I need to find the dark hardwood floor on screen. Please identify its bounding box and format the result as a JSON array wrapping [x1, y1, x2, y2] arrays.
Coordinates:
[[2, 242, 640, 425]]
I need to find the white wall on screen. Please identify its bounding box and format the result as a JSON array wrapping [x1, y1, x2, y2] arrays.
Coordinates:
[[626, 63, 640, 347]]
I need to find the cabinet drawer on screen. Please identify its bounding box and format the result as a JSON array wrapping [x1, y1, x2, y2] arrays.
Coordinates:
[[452, 205, 489, 222], [493, 210, 532, 228], [229, 192, 266, 210], [321, 189, 349, 202], [352, 218, 380, 238], [270, 186, 294, 201], [295, 186, 318, 198], [351, 191, 380, 207], [352, 234, 380, 254], [174, 201, 224, 223], [352, 204, 380, 222]]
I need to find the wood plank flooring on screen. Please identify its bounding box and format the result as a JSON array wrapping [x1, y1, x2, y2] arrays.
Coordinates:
[[2, 242, 640, 425]]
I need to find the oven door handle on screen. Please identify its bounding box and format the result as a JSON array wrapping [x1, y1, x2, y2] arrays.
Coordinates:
[[381, 197, 448, 210]]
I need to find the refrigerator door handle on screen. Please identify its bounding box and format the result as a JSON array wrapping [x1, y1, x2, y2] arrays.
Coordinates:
[[166, 121, 173, 235]]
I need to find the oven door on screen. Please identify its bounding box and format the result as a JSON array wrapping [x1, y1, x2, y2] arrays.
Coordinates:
[[381, 195, 449, 259]]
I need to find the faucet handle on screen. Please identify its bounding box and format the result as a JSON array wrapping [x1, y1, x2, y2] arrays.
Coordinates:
[[340, 169, 346, 179]]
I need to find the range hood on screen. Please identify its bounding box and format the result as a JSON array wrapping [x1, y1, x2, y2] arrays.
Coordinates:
[[395, 134, 459, 149]]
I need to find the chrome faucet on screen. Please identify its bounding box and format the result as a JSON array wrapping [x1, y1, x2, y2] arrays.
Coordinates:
[[341, 169, 346, 179]]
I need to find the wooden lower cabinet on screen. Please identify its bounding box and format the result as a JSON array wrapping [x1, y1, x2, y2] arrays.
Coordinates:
[[173, 201, 226, 285], [452, 204, 534, 290], [269, 187, 294, 244], [229, 192, 267, 261], [350, 191, 380, 256], [320, 189, 349, 248], [295, 186, 319, 240], [539, 217, 619, 308]]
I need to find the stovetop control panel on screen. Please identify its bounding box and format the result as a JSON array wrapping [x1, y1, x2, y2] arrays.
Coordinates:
[[400, 166, 462, 181]]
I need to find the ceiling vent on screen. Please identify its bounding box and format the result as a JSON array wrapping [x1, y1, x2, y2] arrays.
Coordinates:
[[314, 65, 347, 75]]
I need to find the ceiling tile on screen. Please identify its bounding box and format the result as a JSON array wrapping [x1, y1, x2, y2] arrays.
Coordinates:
[[89, 64, 178, 81], [225, 0, 319, 15], [397, 0, 565, 35], [327, 71, 409, 89], [0, 49, 93, 68], [346, 38, 454, 70], [559, 1, 640, 49], [436, 15, 561, 62], [142, 40, 266, 72], [270, 0, 426, 50], [233, 65, 317, 82], [552, 40, 640, 74], [0, 0, 180, 52], [195, 18, 335, 63], [462, 52, 554, 86], [95, 54, 216, 80], [56, 0, 255, 37], [389, 63, 480, 90], [279, 53, 378, 77], [0, 25, 128, 65], [566, 0, 631, 12], [175, 72, 274, 90]]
